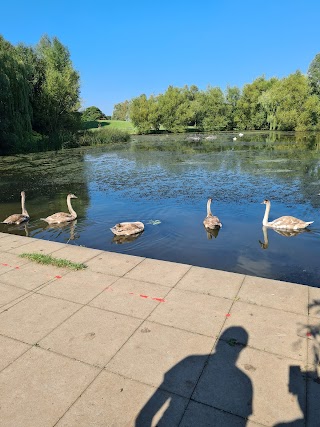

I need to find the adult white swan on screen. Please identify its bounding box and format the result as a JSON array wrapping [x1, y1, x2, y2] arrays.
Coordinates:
[[261, 199, 313, 230], [2, 191, 29, 225]]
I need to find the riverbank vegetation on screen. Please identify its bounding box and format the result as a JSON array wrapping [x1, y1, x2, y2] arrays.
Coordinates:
[[2, 31, 320, 154], [113, 55, 320, 134]]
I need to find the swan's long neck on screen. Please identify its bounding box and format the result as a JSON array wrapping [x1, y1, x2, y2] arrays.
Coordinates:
[[21, 193, 29, 217], [262, 202, 271, 226], [67, 196, 77, 218], [207, 199, 212, 216]]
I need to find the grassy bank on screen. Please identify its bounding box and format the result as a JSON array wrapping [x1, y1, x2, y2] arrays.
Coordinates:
[[82, 119, 137, 134]]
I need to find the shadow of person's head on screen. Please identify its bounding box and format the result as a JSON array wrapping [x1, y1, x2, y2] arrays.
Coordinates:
[[215, 327, 249, 360]]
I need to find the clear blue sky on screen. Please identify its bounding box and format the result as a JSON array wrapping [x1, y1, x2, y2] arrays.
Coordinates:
[[2, 0, 320, 115]]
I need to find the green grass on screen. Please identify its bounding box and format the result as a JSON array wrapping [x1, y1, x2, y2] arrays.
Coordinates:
[[83, 119, 137, 134], [20, 253, 87, 270]]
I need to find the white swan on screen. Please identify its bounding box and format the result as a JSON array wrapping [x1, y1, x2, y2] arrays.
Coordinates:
[[203, 198, 222, 229], [239, 133, 244, 137], [261, 199, 313, 230], [110, 221, 144, 236], [41, 194, 78, 224], [233, 137, 237, 141], [2, 191, 29, 225]]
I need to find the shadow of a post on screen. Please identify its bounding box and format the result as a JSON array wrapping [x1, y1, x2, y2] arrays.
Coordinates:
[[135, 327, 253, 426]]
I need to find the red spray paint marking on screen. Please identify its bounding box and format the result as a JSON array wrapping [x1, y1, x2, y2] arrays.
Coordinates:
[[55, 275, 62, 279], [152, 297, 166, 303], [106, 288, 166, 303], [225, 313, 231, 317], [307, 332, 312, 337], [1, 262, 20, 269], [15, 266, 20, 269]]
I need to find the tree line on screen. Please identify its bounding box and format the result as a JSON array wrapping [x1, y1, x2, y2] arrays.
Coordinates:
[[0, 34, 80, 154], [112, 54, 320, 134]]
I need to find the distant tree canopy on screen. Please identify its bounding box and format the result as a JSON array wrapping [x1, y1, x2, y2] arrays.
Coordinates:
[[112, 100, 130, 121], [113, 53, 320, 134], [0, 34, 80, 154], [81, 106, 107, 121]]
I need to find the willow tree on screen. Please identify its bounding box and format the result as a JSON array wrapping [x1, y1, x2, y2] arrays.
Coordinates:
[[35, 35, 80, 136], [0, 36, 34, 153], [308, 53, 320, 98]]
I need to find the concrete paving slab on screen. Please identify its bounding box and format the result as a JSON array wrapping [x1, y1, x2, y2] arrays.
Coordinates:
[[0, 234, 31, 251], [220, 301, 308, 361], [308, 287, 320, 319], [193, 340, 306, 426], [0, 293, 80, 344], [8, 238, 66, 255], [176, 266, 244, 300], [40, 306, 142, 367], [38, 269, 118, 304], [51, 245, 102, 264], [86, 251, 144, 276], [148, 288, 232, 337], [0, 262, 69, 290], [0, 335, 31, 372], [56, 370, 188, 427], [124, 258, 191, 287], [0, 232, 9, 238], [0, 281, 28, 306], [0, 251, 30, 275], [0, 346, 98, 427], [106, 321, 214, 398], [89, 277, 170, 319], [180, 401, 259, 427], [238, 275, 308, 315]]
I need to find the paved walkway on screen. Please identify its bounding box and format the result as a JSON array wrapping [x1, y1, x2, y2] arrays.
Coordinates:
[[0, 231, 319, 426]]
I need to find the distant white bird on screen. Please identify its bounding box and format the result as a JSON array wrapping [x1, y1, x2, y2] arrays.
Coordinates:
[[233, 137, 237, 141], [239, 133, 244, 137]]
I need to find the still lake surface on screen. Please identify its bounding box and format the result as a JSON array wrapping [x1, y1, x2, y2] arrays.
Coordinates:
[[0, 131, 320, 286]]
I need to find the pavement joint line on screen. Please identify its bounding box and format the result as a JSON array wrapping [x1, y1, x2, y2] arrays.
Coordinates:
[[0, 290, 40, 315], [177, 274, 247, 426], [305, 284, 310, 425], [101, 280, 175, 370], [0, 335, 33, 376]]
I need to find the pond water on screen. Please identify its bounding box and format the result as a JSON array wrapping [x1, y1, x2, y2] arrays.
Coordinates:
[[1, 131, 320, 287]]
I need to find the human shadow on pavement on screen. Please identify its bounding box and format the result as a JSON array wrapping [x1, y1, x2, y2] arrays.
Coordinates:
[[135, 327, 253, 426]]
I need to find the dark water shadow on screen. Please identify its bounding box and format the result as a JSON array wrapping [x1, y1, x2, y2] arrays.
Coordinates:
[[135, 327, 253, 426]]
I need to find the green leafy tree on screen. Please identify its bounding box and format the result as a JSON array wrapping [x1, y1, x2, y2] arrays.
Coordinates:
[[235, 76, 277, 130], [35, 35, 80, 136], [199, 86, 228, 131], [261, 72, 310, 130], [130, 94, 160, 133], [158, 86, 193, 132], [82, 106, 106, 121], [0, 36, 33, 153], [308, 53, 320, 97], [225, 86, 241, 130], [112, 100, 130, 121]]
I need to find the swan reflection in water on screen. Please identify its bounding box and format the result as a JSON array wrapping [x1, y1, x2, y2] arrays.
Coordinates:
[[259, 225, 310, 249], [44, 220, 78, 243], [205, 227, 220, 240], [111, 232, 143, 245], [6, 221, 30, 237]]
